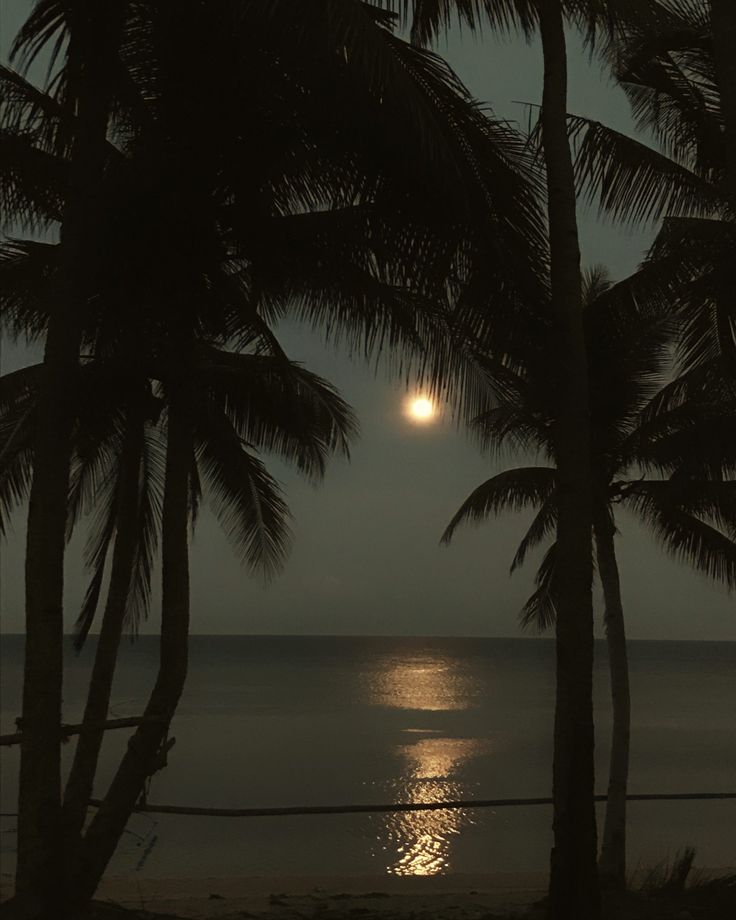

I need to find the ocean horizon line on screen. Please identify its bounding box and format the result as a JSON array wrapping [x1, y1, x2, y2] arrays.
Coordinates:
[[1, 632, 734, 643]]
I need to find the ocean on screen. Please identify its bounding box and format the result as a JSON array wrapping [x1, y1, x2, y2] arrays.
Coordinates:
[[1, 635, 734, 880]]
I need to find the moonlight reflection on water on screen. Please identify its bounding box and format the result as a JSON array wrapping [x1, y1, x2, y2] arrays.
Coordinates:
[[366, 653, 481, 712], [366, 652, 490, 875], [385, 737, 491, 876]]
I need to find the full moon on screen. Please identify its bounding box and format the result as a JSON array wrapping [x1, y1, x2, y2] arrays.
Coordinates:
[[408, 397, 435, 422]]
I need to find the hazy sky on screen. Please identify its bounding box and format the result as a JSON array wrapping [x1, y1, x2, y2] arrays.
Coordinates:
[[1, 2, 734, 640]]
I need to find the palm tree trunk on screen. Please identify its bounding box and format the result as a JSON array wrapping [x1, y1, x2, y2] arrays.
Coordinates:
[[14, 6, 124, 912], [64, 383, 191, 911], [13, 323, 81, 919], [711, 0, 736, 196], [62, 415, 144, 848], [595, 514, 631, 891], [538, 3, 599, 917]]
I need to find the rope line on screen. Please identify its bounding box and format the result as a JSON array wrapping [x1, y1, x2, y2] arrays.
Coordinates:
[[0, 715, 166, 746], [83, 792, 736, 818], [1, 793, 733, 821]]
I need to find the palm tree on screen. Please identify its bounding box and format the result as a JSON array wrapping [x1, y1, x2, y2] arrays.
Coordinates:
[[2, 4, 128, 907], [0, 228, 356, 907], [2, 7, 547, 907], [1, 3, 546, 912], [0, 339, 356, 907], [442, 267, 736, 889], [69, 353, 357, 908], [393, 4, 665, 913], [565, 0, 736, 380]]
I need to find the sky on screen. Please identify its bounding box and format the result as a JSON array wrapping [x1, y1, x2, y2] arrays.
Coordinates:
[[0, 2, 734, 640]]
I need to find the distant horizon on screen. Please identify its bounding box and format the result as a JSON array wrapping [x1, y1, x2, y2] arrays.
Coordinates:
[[1, 631, 734, 643]]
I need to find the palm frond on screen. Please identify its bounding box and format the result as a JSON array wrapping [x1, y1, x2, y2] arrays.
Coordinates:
[[585, 270, 675, 452], [10, 0, 68, 79], [123, 426, 165, 639], [70, 369, 148, 645], [0, 363, 42, 413], [66, 365, 130, 537], [638, 412, 736, 479], [625, 481, 736, 588], [0, 64, 67, 156], [642, 218, 736, 374], [249, 0, 545, 240], [194, 400, 292, 578], [73, 417, 163, 649], [441, 466, 555, 544], [73, 551, 109, 651], [0, 365, 41, 531], [0, 130, 66, 231], [0, 240, 58, 339], [403, 0, 537, 43], [73, 456, 119, 648], [471, 404, 552, 458], [610, 0, 722, 181], [565, 113, 724, 225], [639, 361, 733, 423], [0, 398, 36, 534], [570, 0, 664, 48], [197, 349, 357, 482], [510, 493, 557, 573], [582, 265, 613, 306], [519, 541, 558, 633]]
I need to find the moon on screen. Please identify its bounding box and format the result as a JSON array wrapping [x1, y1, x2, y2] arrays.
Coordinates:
[[407, 397, 435, 423]]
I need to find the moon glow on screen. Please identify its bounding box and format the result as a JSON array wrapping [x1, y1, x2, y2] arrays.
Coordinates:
[[408, 397, 435, 423]]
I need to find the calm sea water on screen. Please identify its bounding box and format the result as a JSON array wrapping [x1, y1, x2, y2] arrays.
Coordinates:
[[1, 635, 734, 880]]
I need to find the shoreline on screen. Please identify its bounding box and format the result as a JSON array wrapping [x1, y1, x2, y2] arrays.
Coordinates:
[[3, 873, 550, 918], [3, 868, 734, 918]]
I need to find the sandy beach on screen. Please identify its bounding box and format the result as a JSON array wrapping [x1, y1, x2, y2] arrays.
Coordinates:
[[1, 873, 548, 919], [4, 868, 736, 918]]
